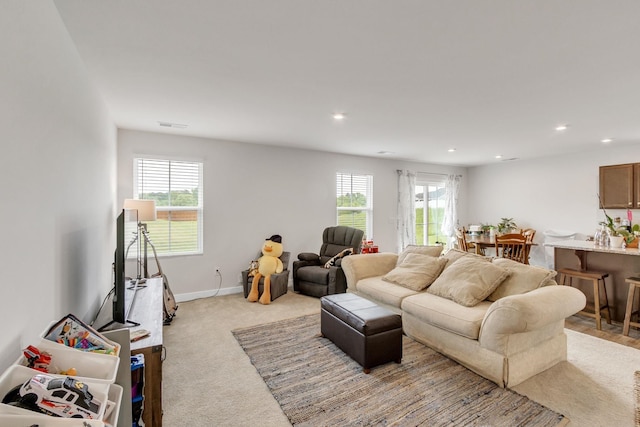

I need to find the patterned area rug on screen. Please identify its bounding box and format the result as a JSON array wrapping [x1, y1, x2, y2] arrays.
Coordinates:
[[232, 314, 567, 426]]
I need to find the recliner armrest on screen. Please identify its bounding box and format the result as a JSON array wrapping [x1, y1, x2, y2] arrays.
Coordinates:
[[298, 252, 320, 262]]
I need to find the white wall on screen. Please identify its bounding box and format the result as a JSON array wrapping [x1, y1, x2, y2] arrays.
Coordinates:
[[466, 144, 640, 267], [118, 129, 467, 299], [0, 2, 116, 371]]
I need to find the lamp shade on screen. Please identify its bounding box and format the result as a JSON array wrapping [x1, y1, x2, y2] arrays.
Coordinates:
[[123, 199, 157, 222]]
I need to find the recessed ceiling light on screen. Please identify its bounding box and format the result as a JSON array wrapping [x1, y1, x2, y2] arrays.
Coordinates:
[[495, 155, 503, 159], [158, 121, 188, 129], [555, 124, 569, 132], [332, 112, 346, 120], [601, 138, 613, 144], [448, 148, 456, 153]]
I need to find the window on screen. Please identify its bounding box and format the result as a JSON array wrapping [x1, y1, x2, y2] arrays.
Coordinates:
[[133, 158, 203, 256], [415, 177, 447, 245], [336, 173, 373, 238]]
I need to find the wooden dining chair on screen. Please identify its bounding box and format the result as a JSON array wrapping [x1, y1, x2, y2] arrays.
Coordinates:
[[495, 233, 528, 264], [521, 228, 536, 263], [454, 228, 475, 253]]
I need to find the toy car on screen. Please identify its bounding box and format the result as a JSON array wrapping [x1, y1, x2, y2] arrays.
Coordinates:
[[13, 374, 102, 419]]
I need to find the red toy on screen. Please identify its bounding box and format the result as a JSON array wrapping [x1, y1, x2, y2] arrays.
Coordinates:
[[23, 346, 52, 373]]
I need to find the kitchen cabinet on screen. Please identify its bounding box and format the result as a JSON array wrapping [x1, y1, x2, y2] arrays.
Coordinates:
[[599, 163, 635, 209]]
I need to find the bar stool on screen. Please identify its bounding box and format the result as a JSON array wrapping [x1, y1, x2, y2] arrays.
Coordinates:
[[623, 277, 640, 336], [557, 268, 611, 330]]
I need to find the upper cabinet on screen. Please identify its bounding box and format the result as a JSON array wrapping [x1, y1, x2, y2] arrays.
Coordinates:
[[599, 163, 638, 209]]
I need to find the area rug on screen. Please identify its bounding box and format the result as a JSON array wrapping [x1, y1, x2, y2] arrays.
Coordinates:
[[232, 314, 567, 426]]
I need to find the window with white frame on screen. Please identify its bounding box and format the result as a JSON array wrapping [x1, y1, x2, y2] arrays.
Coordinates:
[[133, 158, 203, 256], [415, 176, 447, 245], [336, 173, 373, 238]]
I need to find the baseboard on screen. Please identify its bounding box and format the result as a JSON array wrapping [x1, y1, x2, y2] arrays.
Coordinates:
[[175, 282, 294, 303], [175, 285, 243, 302]]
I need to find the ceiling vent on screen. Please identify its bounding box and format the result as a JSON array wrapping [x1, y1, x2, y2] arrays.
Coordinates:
[[158, 121, 188, 129]]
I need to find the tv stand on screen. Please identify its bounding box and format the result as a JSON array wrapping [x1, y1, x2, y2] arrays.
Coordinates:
[[97, 277, 164, 427]]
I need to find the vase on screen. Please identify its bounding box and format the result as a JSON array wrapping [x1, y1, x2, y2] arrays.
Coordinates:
[[609, 235, 625, 248], [627, 237, 639, 248]]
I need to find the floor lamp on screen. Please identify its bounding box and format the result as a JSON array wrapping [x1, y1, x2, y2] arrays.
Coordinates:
[[123, 198, 157, 284]]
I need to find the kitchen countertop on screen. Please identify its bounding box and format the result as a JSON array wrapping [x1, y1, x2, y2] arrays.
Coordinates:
[[545, 239, 640, 256]]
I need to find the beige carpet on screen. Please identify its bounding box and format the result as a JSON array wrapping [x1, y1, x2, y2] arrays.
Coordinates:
[[163, 292, 640, 426], [233, 314, 565, 426]]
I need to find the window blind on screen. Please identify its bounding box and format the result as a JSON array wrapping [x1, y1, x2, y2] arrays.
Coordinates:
[[336, 173, 373, 238], [134, 158, 203, 256]]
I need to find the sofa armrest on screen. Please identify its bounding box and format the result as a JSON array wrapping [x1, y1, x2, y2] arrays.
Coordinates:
[[341, 253, 398, 291], [480, 285, 586, 337]]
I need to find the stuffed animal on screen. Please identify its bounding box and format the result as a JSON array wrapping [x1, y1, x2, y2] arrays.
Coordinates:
[[247, 260, 259, 278], [247, 234, 284, 305]]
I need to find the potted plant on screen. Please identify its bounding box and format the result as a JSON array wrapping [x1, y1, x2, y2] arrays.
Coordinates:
[[480, 224, 495, 236], [497, 218, 517, 235], [598, 194, 634, 247]]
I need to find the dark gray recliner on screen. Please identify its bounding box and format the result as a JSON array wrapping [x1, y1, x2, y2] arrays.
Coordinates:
[[293, 226, 364, 297], [241, 252, 290, 301]]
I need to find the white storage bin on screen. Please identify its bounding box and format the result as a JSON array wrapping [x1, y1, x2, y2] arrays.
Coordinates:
[[0, 414, 105, 426], [104, 383, 123, 427], [0, 365, 110, 421], [16, 339, 119, 384], [41, 319, 121, 358]]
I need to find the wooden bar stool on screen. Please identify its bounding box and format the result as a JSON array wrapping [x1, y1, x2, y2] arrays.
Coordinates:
[[558, 268, 611, 330], [623, 277, 640, 336]]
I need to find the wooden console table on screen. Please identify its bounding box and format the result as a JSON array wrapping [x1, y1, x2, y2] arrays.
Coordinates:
[[97, 277, 164, 427]]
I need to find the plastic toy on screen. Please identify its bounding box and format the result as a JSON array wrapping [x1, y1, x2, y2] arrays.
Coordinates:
[[3, 374, 102, 419], [23, 346, 52, 372], [247, 234, 284, 305]]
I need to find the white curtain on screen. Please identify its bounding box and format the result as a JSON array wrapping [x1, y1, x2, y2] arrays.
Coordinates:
[[441, 174, 461, 249], [397, 169, 416, 252]]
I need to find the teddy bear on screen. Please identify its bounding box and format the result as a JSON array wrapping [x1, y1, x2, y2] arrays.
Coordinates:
[[247, 234, 284, 305]]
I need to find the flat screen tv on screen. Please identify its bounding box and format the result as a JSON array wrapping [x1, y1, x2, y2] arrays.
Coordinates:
[[98, 209, 140, 331]]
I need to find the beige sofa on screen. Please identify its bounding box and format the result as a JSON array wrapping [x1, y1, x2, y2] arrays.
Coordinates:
[[341, 247, 586, 388]]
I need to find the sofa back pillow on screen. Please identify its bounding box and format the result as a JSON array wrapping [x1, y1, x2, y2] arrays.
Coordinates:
[[441, 248, 490, 270], [383, 253, 448, 291], [486, 258, 557, 301], [427, 256, 511, 307], [397, 245, 444, 266]]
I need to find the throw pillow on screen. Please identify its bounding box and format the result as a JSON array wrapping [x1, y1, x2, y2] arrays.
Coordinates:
[[397, 245, 444, 266], [427, 256, 511, 307], [382, 253, 448, 291], [441, 248, 489, 270], [324, 248, 353, 268], [487, 258, 557, 301]]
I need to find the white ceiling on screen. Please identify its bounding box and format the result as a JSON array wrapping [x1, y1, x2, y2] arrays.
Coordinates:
[[53, 0, 640, 166]]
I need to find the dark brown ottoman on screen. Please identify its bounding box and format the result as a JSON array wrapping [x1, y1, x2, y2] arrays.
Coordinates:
[[320, 293, 402, 373]]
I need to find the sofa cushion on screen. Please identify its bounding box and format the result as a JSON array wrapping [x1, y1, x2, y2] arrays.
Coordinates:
[[441, 248, 489, 270], [382, 253, 447, 291], [427, 256, 511, 307], [397, 245, 444, 266], [356, 277, 419, 309], [487, 258, 557, 301], [402, 292, 492, 339]]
